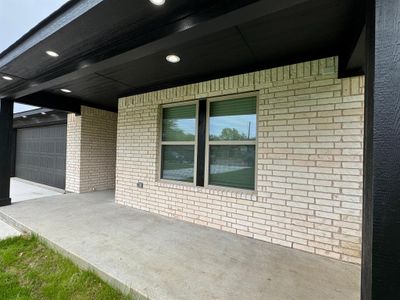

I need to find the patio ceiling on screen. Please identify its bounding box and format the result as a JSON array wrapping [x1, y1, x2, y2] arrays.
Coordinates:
[[0, 0, 365, 112]]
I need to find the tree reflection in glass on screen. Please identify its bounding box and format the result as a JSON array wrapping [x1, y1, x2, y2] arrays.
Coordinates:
[[162, 105, 196, 142], [208, 96, 257, 190], [161, 104, 196, 182], [209, 97, 256, 141]]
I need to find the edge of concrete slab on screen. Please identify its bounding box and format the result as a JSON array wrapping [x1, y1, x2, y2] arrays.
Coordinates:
[[11, 177, 66, 194], [0, 218, 21, 239], [0, 210, 149, 300]]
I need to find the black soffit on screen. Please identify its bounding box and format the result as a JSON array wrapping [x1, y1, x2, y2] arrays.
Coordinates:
[[0, 0, 365, 112]]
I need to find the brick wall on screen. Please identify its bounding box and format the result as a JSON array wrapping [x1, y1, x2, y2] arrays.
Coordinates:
[[115, 57, 364, 264], [66, 106, 117, 193], [66, 112, 82, 192]]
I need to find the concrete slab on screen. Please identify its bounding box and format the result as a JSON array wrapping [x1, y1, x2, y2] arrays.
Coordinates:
[[0, 219, 20, 240], [0, 191, 360, 300], [10, 177, 63, 202]]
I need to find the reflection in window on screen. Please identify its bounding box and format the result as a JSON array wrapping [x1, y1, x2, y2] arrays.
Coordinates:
[[209, 97, 256, 141], [159, 96, 257, 190], [209, 145, 255, 190], [207, 96, 257, 190], [161, 145, 194, 182], [160, 103, 197, 183], [162, 105, 196, 141]]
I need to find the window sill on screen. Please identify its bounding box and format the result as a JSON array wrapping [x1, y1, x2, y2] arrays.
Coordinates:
[[155, 180, 257, 201], [157, 179, 196, 187]]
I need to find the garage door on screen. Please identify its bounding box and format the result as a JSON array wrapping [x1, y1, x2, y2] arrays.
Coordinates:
[[15, 124, 67, 189]]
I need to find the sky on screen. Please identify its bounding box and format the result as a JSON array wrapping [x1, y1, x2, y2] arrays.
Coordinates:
[[0, 0, 69, 113]]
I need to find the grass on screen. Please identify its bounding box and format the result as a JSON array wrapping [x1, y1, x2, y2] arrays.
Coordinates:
[[0, 235, 134, 300]]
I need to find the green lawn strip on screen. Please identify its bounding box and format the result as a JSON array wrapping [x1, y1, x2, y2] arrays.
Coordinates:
[[0, 235, 133, 300]]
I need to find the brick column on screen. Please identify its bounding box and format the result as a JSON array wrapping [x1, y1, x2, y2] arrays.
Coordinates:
[[66, 106, 117, 193]]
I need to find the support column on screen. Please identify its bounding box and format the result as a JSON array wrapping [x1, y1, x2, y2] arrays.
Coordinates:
[[362, 0, 400, 299], [0, 99, 13, 206], [65, 106, 117, 193]]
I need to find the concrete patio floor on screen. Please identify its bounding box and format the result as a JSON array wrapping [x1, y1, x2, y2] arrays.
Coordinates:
[[0, 191, 360, 300], [10, 177, 63, 202]]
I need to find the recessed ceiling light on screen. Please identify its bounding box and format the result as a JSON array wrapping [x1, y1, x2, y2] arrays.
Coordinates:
[[166, 54, 180, 63], [2, 75, 13, 81], [60, 88, 72, 93], [149, 0, 165, 5], [46, 50, 59, 57]]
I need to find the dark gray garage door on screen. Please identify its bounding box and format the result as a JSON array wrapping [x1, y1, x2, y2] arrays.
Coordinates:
[[15, 124, 67, 189]]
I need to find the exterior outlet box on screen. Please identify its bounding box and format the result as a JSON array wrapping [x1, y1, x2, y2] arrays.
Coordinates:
[[137, 182, 144, 188]]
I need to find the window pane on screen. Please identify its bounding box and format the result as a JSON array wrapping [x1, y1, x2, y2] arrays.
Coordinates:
[[161, 145, 195, 182], [209, 145, 255, 190], [209, 97, 256, 141], [162, 105, 196, 141]]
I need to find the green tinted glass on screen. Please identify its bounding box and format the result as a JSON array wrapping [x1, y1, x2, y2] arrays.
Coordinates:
[[162, 105, 196, 141], [161, 145, 194, 182], [209, 145, 255, 190], [209, 97, 256, 141]]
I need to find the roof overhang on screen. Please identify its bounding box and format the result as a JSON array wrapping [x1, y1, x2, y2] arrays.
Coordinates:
[[13, 108, 67, 129], [13, 107, 53, 119], [0, 0, 366, 112]]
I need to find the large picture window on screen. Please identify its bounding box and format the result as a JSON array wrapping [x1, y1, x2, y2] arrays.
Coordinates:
[[160, 103, 197, 183], [159, 94, 257, 191], [206, 96, 257, 190]]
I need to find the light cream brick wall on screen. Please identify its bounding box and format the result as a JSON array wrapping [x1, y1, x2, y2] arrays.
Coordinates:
[[66, 113, 82, 193], [116, 57, 364, 264], [66, 106, 117, 193]]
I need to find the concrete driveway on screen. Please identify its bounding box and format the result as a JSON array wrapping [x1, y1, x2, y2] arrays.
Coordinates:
[[0, 190, 361, 300], [10, 177, 63, 203], [0, 219, 20, 240]]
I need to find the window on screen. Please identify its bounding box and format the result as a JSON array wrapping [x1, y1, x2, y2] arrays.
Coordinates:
[[159, 94, 257, 191], [206, 96, 257, 190], [160, 103, 197, 183]]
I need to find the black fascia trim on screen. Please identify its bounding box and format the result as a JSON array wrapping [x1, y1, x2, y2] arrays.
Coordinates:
[[0, 0, 89, 60]]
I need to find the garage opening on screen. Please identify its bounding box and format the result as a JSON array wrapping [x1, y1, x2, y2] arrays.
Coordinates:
[[13, 108, 67, 190]]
